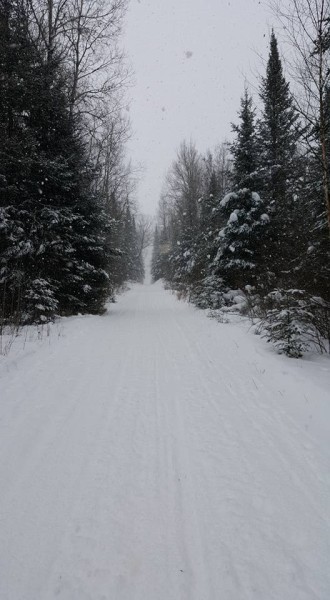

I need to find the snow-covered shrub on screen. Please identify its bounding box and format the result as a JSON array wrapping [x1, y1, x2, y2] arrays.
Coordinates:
[[259, 289, 324, 358], [208, 309, 230, 324], [23, 279, 58, 324], [222, 289, 247, 312], [189, 275, 227, 309], [239, 286, 260, 319]]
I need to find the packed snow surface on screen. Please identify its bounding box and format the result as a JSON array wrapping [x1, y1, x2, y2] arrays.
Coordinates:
[[1, 278, 330, 600]]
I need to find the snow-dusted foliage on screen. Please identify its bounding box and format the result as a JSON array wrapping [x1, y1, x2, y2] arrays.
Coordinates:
[[23, 279, 58, 324], [189, 275, 228, 309], [212, 188, 269, 290], [230, 89, 259, 190], [259, 289, 311, 357], [259, 289, 330, 357]]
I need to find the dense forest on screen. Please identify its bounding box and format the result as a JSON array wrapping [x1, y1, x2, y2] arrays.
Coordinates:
[[152, 17, 330, 357], [1, 0, 330, 358], [0, 0, 148, 328]]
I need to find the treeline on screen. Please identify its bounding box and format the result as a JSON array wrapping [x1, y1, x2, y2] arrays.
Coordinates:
[[0, 0, 146, 327], [152, 17, 330, 357]]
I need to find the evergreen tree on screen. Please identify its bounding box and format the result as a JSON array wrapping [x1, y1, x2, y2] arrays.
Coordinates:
[[260, 289, 310, 358], [188, 171, 226, 308], [104, 191, 126, 296], [0, 0, 51, 321], [212, 189, 270, 291], [151, 226, 161, 282], [258, 31, 299, 203], [0, 0, 109, 323], [231, 89, 259, 190], [121, 206, 144, 283], [296, 148, 330, 301], [202, 91, 267, 300], [257, 30, 301, 283], [151, 223, 173, 283], [193, 170, 221, 283]]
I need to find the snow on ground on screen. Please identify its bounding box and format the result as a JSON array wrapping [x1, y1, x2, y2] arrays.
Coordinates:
[[0, 276, 330, 600]]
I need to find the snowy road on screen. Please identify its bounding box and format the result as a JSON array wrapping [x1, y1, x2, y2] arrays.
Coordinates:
[[1, 280, 330, 600]]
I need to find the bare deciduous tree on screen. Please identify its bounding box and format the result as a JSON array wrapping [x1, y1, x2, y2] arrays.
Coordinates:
[[26, 0, 130, 122], [136, 214, 154, 258], [272, 0, 330, 233], [63, 0, 129, 120], [202, 143, 232, 199], [165, 140, 203, 231]]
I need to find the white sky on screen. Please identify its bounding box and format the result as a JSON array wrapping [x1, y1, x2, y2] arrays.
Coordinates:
[[123, 0, 273, 215]]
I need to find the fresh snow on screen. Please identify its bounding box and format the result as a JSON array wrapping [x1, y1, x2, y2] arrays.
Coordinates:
[[1, 269, 330, 599], [228, 210, 239, 224], [220, 191, 236, 207]]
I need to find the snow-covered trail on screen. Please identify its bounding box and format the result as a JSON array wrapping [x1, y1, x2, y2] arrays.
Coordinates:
[[1, 281, 330, 600]]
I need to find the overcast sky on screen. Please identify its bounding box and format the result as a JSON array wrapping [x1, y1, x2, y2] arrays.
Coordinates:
[[123, 0, 273, 215]]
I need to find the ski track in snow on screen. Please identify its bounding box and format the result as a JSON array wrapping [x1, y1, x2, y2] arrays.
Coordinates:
[[0, 276, 330, 599]]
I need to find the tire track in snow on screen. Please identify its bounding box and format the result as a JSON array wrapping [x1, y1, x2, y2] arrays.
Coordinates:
[[167, 305, 330, 599], [0, 305, 141, 600], [174, 309, 330, 517], [1, 282, 330, 600], [156, 328, 214, 600]]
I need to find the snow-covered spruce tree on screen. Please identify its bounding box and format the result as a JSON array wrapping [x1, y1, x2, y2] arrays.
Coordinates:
[[169, 224, 200, 295], [0, 0, 109, 323], [202, 90, 268, 302], [257, 30, 302, 286], [231, 89, 259, 190], [212, 189, 270, 291], [260, 289, 313, 358], [251, 30, 329, 354], [44, 79, 110, 317]]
